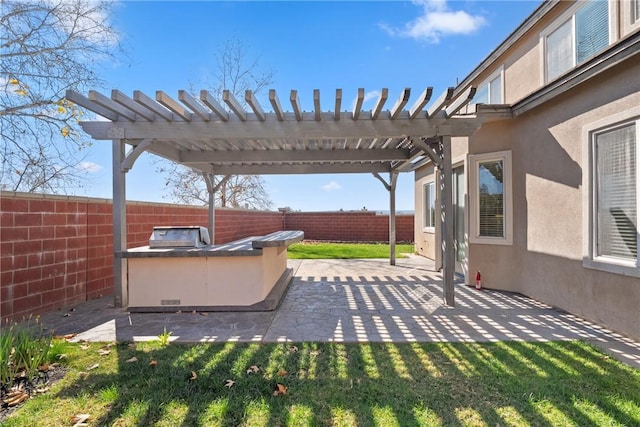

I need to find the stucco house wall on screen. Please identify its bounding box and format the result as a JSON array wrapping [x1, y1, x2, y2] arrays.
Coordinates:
[[414, 164, 438, 261], [469, 56, 640, 339], [415, 0, 640, 339]]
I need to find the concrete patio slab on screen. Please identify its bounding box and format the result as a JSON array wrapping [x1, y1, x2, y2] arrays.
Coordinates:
[[37, 256, 640, 369]]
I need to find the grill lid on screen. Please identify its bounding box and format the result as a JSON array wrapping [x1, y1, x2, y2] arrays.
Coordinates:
[[149, 226, 211, 248]]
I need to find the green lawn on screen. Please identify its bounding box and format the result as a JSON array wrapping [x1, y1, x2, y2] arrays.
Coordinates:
[[287, 242, 415, 259], [3, 341, 639, 426]]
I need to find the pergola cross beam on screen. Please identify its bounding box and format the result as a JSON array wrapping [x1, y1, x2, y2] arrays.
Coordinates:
[[180, 147, 411, 164]]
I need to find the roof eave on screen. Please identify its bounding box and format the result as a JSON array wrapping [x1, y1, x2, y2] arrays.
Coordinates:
[[513, 31, 640, 116], [453, 0, 559, 97]]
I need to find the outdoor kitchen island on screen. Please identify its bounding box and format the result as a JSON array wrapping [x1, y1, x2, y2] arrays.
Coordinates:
[[119, 230, 304, 312]]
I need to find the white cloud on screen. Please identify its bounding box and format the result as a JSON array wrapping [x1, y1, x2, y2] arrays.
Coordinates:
[[351, 90, 381, 111], [49, 0, 120, 47], [363, 90, 381, 104], [77, 161, 103, 173], [380, 0, 486, 43], [322, 181, 342, 192]]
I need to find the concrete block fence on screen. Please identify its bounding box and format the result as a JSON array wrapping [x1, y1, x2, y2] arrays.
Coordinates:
[[284, 211, 414, 242], [1, 192, 413, 322]]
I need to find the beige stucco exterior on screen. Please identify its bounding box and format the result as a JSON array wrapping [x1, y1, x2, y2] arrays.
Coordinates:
[[414, 0, 640, 339], [414, 164, 438, 262], [128, 246, 287, 308], [469, 58, 640, 339]]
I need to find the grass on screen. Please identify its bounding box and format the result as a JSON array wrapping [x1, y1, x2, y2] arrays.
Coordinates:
[[2, 340, 639, 426], [287, 242, 415, 259]]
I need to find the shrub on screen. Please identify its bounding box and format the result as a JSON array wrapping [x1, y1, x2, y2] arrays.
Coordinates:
[[0, 317, 54, 394]]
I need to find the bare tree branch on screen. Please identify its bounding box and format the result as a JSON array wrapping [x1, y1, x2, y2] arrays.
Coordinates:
[[157, 38, 275, 209], [0, 0, 122, 193], [156, 164, 272, 210]]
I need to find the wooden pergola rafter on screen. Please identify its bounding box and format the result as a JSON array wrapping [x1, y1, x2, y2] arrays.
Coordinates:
[[67, 86, 512, 309]]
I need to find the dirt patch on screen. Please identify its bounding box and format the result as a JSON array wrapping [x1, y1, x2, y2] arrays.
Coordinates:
[[0, 365, 68, 423]]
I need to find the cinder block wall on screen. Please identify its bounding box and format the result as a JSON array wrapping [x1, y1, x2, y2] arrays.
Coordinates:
[[1, 192, 413, 322], [215, 209, 284, 243], [284, 211, 414, 242], [2, 196, 93, 320], [0, 193, 282, 321], [125, 202, 284, 246]]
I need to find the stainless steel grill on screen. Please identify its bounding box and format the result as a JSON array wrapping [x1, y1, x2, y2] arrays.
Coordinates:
[[148, 226, 210, 248]]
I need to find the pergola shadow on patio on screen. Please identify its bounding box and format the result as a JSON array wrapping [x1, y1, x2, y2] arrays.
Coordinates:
[[39, 257, 640, 369]]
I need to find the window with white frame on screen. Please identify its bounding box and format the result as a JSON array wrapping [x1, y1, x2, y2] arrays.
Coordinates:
[[424, 181, 436, 231], [543, 0, 610, 82], [622, 0, 640, 35], [592, 121, 638, 266], [469, 151, 513, 245], [473, 68, 503, 105]]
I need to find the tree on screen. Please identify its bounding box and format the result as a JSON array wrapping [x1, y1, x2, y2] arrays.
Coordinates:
[[160, 169, 272, 210], [1, 0, 121, 193], [157, 38, 274, 210]]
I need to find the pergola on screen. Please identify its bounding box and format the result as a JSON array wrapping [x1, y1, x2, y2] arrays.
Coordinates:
[[66, 86, 511, 309]]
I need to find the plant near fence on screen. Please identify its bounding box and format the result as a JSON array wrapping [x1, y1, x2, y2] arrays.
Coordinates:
[[1, 317, 60, 410]]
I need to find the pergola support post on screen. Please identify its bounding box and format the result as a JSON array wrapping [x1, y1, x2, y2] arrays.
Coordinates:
[[208, 191, 215, 243], [202, 174, 233, 244], [372, 171, 398, 265], [439, 136, 455, 306], [203, 174, 215, 244], [389, 172, 399, 266], [112, 138, 127, 308]]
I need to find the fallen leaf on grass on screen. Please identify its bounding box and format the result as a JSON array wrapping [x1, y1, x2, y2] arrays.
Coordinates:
[[224, 379, 235, 388], [55, 333, 76, 340], [98, 349, 110, 356], [38, 363, 50, 372], [288, 346, 298, 353], [77, 372, 88, 379], [71, 413, 90, 427], [149, 360, 157, 367], [58, 354, 69, 360], [2, 390, 29, 406], [246, 365, 260, 374], [87, 363, 99, 371], [189, 371, 197, 381], [127, 342, 137, 350], [273, 383, 287, 396], [277, 369, 288, 377], [125, 356, 138, 363], [80, 344, 90, 350]]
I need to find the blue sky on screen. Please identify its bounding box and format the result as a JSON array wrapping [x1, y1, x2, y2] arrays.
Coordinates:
[[78, 0, 541, 212]]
